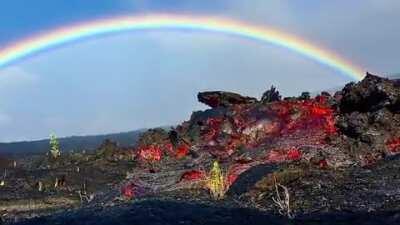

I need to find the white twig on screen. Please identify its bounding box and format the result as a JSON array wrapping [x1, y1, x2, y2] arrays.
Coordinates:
[[0, 169, 6, 186], [78, 182, 95, 204], [272, 176, 294, 219]]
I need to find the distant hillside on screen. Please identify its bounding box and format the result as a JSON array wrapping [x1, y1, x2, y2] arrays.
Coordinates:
[[390, 73, 400, 78], [0, 129, 146, 154], [389, 73, 400, 85]]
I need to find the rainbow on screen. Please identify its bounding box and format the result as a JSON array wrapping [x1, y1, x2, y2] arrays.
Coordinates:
[[0, 14, 364, 80]]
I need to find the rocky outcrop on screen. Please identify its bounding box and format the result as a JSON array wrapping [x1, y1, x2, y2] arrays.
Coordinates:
[[339, 73, 400, 113], [197, 91, 258, 108], [132, 73, 400, 193], [336, 73, 400, 165]]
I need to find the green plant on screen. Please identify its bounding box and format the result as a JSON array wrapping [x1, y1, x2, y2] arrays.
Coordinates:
[[49, 133, 61, 159], [207, 161, 226, 200]]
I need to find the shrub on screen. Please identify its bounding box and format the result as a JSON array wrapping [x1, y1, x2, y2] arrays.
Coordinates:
[[49, 133, 61, 159], [207, 161, 226, 200]]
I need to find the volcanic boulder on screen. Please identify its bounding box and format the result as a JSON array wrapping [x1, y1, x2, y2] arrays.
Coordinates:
[[339, 73, 400, 113], [336, 73, 400, 165], [197, 91, 258, 108]]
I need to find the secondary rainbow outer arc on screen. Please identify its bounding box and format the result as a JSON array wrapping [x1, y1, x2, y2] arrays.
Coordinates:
[[0, 15, 365, 81]]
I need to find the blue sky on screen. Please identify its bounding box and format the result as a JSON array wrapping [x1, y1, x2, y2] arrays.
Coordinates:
[[0, 0, 399, 142]]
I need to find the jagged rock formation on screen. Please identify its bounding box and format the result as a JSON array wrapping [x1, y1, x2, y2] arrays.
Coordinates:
[[337, 73, 400, 165], [197, 91, 258, 108]]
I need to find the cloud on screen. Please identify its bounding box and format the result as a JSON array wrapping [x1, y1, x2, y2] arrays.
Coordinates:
[[0, 67, 40, 141], [119, 0, 400, 75], [222, 0, 400, 74], [0, 66, 38, 89], [0, 112, 12, 125]]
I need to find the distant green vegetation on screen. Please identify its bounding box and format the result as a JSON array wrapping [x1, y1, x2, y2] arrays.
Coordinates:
[[0, 130, 145, 154]]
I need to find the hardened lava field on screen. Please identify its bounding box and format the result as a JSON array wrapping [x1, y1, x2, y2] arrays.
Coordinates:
[[1, 73, 400, 224]]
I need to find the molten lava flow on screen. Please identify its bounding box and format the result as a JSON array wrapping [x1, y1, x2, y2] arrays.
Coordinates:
[[209, 99, 335, 157], [265, 148, 301, 163], [286, 148, 302, 161], [129, 91, 341, 195], [360, 153, 383, 167], [175, 144, 190, 159], [120, 179, 151, 200], [316, 159, 329, 169], [137, 145, 162, 162], [180, 170, 206, 182], [273, 99, 337, 136], [163, 142, 175, 156], [266, 150, 288, 163], [202, 117, 224, 142], [386, 137, 400, 154], [121, 183, 136, 199], [120, 182, 146, 199]]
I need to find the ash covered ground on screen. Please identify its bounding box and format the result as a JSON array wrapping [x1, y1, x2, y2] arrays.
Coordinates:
[[1, 73, 400, 225]]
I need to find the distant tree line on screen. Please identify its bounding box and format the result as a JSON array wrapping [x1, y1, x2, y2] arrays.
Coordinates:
[[0, 130, 145, 155]]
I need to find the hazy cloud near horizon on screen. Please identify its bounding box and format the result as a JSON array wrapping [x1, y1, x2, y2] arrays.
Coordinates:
[[0, 0, 399, 142]]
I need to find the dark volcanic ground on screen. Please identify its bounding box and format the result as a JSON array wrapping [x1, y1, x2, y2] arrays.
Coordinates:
[[8, 155, 400, 225], [11, 200, 400, 225], [2, 73, 400, 225]]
